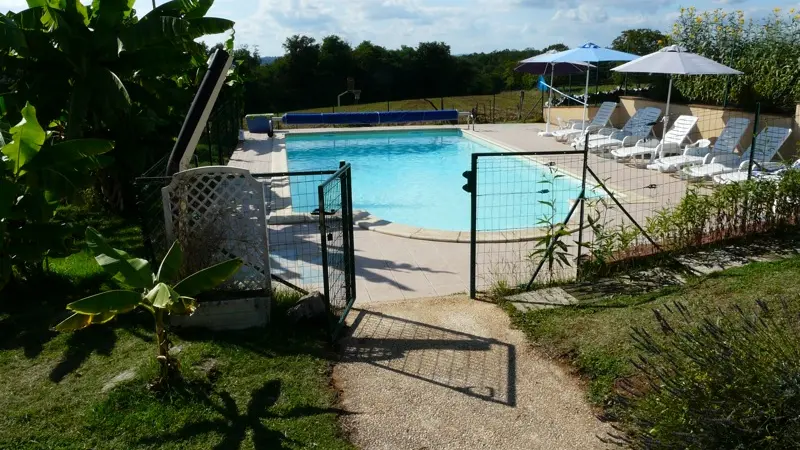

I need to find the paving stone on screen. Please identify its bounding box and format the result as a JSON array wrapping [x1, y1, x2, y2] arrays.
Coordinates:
[[506, 287, 578, 312]]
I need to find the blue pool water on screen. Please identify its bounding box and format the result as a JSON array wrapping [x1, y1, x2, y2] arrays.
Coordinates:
[[286, 129, 590, 231]]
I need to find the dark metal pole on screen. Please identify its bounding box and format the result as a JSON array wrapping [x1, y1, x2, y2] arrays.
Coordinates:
[[576, 133, 590, 280], [469, 153, 478, 299], [318, 184, 333, 331], [747, 103, 761, 181], [595, 64, 600, 95]]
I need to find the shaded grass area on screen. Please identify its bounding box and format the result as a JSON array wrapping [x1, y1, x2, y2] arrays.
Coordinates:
[[0, 208, 353, 449], [506, 255, 800, 405]]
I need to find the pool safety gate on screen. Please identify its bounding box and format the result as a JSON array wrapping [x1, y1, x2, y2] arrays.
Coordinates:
[[467, 134, 664, 298], [318, 163, 357, 338]]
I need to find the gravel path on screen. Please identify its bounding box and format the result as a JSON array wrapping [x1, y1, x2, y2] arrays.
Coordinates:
[[334, 296, 612, 450]]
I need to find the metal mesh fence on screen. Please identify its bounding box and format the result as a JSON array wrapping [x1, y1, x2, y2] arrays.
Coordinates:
[[280, 90, 545, 127], [252, 171, 334, 295], [470, 102, 799, 296], [471, 151, 587, 295], [318, 164, 356, 335], [133, 174, 172, 263]]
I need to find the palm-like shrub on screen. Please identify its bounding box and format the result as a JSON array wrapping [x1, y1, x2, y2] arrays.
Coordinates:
[[55, 227, 242, 384]]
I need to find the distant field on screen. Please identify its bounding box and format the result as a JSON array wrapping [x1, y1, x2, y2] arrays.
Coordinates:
[[290, 85, 623, 124], [293, 90, 545, 123]]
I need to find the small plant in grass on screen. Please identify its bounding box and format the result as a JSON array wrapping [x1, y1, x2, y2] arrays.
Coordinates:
[[529, 166, 574, 284], [55, 227, 242, 386], [609, 300, 800, 449]]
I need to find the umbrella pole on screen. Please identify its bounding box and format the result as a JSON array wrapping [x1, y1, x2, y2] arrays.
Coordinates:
[[546, 69, 554, 133], [662, 75, 673, 144], [583, 66, 590, 128]]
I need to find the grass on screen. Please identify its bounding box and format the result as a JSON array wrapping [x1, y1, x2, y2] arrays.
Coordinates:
[[292, 90, 546, 122], [0, 206, 353, 449], [507, 255, 800, 405], [286, 85, 626, 125]]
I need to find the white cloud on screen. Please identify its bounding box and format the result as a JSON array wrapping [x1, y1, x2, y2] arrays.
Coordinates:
[[552, 4, 609, 23], [2, 0, 797, 55]]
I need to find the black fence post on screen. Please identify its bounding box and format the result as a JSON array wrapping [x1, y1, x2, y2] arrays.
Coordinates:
[[576, 133, 590, 280], [318, 183, 333, 330], [469, 153, 478, 299], [747, 103, 761, 181]]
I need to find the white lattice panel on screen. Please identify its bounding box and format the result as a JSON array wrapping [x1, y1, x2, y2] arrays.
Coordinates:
[[162, 166, 271, 292]]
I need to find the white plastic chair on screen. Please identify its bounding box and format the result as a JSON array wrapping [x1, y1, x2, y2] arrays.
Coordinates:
[[572, 107, 662, 153], [611, 115, 699, 162], [647, 117, 749, 173], [682, 127, 793, 181], [552, 102, 616, 143]]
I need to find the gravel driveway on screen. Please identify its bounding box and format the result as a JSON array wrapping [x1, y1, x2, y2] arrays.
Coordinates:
[[334, 296, 612, 450]]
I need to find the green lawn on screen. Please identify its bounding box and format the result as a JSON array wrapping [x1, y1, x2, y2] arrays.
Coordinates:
[[288, 85, 626, 123], [0, 207, 353, 449], [293, 90, 546, 122], [507, 255, 800, 405]]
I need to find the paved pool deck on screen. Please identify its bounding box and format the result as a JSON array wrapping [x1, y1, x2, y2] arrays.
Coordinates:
[[231, 123, 696, 303]]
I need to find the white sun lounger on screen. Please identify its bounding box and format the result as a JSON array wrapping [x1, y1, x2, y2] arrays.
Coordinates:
[[712, 160, 798, 184], [682, 126, 792, 181], [572, 107, 662, 153], [646, 117, 750, 173], [552, 102, 616, 142], [610, 115, 698, 162]]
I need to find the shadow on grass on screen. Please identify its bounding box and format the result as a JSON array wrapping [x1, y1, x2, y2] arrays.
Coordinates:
[[0, 271, 111, 359], [49, 325, 117, 382], [138, 379, 352, 450]]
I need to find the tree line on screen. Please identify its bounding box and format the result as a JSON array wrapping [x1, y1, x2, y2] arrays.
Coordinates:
[[239, 37, 572, 114]]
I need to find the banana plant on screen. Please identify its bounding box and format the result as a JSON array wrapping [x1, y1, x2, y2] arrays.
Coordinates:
[[55, 227, 242, 382], [1, 102, 114, 290]]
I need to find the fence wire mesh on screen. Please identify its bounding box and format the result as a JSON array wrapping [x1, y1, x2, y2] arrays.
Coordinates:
[[471, 102, 799, 296], [472, 151, 587, 294], [318, 164, 356, 334], [252, 171, 334, 295]]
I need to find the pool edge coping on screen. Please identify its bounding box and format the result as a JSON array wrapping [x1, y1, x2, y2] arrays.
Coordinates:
[[272, 126, 655, 243]]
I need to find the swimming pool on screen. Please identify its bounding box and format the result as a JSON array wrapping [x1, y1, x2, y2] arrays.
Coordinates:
[[285, 129, 589, 231]]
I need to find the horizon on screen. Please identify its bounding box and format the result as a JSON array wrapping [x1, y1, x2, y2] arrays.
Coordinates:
[[0, 0, 792, 55]]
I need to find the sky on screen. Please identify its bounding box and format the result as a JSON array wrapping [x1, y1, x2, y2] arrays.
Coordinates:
[[0, 0, 795, 55]]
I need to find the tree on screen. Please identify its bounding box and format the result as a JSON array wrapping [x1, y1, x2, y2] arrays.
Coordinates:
[[0, 0, 236, 210], [1, 103, 114, 290], [611, 29, 667, 88], [611, 29, 666, 55]]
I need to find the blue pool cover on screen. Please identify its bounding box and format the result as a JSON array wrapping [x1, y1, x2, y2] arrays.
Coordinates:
[[281, 109, 459, 125]]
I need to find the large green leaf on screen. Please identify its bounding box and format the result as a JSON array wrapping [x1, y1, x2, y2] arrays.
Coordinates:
[[94, 67, 131, 109], [120, 16, 190, 51], [85, 227, 153, 289], [90, 0, 133, 30], [24, 138, 114, 171], [2, 102, 46, 176], [0, 15, 28, 53], [171, 296, 197, 316], [174, 258, 242, 297], [183, 0, 213, 19], [54, 312, 92, 331], [157, 240, 183, 282], [67, 289, 142, 314], [144, 282, 177, 309], [186, 17, 233, 39]]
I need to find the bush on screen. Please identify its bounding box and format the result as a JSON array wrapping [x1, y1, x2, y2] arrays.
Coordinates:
[[610, 300, 800, 449], [671, 7, 800, 113]]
